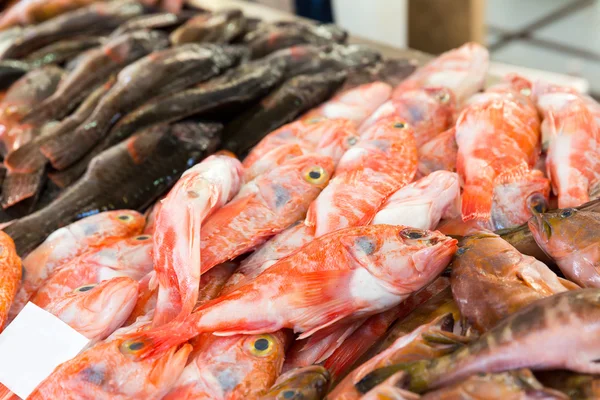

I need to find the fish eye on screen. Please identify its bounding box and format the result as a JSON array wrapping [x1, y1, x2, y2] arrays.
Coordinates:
[[304, 166, 328, 185], [119, 339, 146, 355], [118, 214, 133, 222], [74, 284, 97, 293], [346, 136, 358, 146], [456, 247, 468, 256], [279, 390, 299, 399], [247, 335, 275, 357], [393, 121, 408, 129], [400, 228, 425, 239], [560, 209, 575, 218], [437, 91, 451, 103], [135, 235, 151, 241]]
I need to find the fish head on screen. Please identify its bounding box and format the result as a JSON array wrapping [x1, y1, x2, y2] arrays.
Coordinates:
[[244, 143, 305, 182], [528, 208, 600, 261], [313, 119, 360, 164], [344, 225, 457, 294], [103, 209, 146, 235], [260, 365, 330, 400]]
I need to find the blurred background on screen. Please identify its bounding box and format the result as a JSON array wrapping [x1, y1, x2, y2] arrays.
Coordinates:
[[249, 0, 599, 99]]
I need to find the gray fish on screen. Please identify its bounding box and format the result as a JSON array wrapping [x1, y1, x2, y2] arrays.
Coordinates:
[[24, 36, 103, 68], [25, 30, 169, 124], [110, 11, 196, 38], [170, 8, 246, 45], [3, 121, 221, 256], [39, 43, 244, 171], [356, 289, 600, 394]]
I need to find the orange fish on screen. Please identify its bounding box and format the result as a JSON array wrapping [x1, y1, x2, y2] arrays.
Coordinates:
[[417, 127, 458, 177], [199, 153, 334, 273], [0, 231, 20, 331], [8, 209, 144, 320], [244, 143, 305, 182], [153, 154, 244, 326], [118, 225, 457, 360], [31, 234, 153, 309]]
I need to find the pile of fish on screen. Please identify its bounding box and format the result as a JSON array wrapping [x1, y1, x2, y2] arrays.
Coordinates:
[[0, 1, 599, 400]]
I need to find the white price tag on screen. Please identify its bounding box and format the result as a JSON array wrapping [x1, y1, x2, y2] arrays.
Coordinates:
[[0, 303, 90, 399]]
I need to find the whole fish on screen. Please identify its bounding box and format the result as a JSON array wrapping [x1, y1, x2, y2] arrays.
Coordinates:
[[199, 153, 334, 273], [40, 43, 243, 170], [529, 207, 600, 287], [3, 122, 220, 256], [0, 0, 98, 30], [24, 36, 103, 68], [451, 233, 577, 332], [44, 276, 139, 343], [222, 71, 347, 156], [152, 154, 244, 326], [117, 225, 457, 360], [534, 83, 600, 208], [371, 170, 461, 228], [392, 42, 489, 104], [356, 289, 600, 394], [7, 209, 144, 319], [28, 339, 192, 400], [31, 234, 153, 309], [359, 87, 456, 147], [305, 117, 418, 237], [417, 127, 457, 176], [170, 8, 246, 45], [0, 231, 20, 331], [163, 331, 289, 399], [25, 30, 169, 124], [259, 366, 330, 400], [329, 313, 471, 400], [110, 12, 194, 38], [0, 1, 145, 60]]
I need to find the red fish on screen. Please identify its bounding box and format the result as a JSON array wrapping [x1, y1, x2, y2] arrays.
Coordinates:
[[0, 231, 20, 331]]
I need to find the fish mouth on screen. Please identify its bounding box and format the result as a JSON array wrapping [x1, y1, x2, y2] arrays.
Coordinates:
[[530, 213, 552, 240]]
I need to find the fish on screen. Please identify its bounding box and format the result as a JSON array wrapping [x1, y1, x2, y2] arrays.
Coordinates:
[[359, 87, 456, 147], [0, 59, 30, 89], [529, 207, 600, 287], [28, 339, 192, 400], [371, 170, 461, 228], [536, 370, 600, 400], [40, 43, 243, 170], [244, 22, 347, 59], [451, 233, 578, 332], [305, 117, 418, 237], [0, 1, 146, 60], [163, 331, 289, 399], [0, 231, 20, 331], [259, 365, 330, 400], [170, 8, 246, 45], [534, 83, 600, 208], [356, 289, 600, 394], [0, 0, 98, 30], [140, 0, 185, 14], [329, 313, 472, 400], [23, 36, 103, 68], [3, 121, 220, 256], [0, 164, 45, 208], [421, 369, 569, 400], [31, 234, 153, 309], [6, 209, 144, 319], [5, 75, 114, 174], [222, 71, 347, 156], [244, 143, 306, 183], [198, 153, 334, 273], [340, 58, 418, 91], [124, 271, 157, 325], [43, 276, 139, 343], [152, 154, 244, 326], [359, 371, 418, 400], [117, 225, 457, 360], [110, 12, 195, 38], [24, 30, 170, 124], [417, 127, 458, 176], [456, 81, 544, 223], [392, 42, 489, 104]]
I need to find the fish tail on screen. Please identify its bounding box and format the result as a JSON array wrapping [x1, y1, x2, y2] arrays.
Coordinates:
[[1, 169, 45, 209], [355, 360, 431, 394], [4, 143, 47, 173], [22, 99, 60, 125], [461, 180, 494, 222]]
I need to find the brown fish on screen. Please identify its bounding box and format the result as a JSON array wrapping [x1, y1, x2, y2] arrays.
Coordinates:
[[170, 8, 246, 45], [0, 0, 98, 30], [356, 289, 600, 394], [24, 36, 103, 68], [536, 370, 600, 400], [260, 366, 330, 400], [110, 12, 195, 38]]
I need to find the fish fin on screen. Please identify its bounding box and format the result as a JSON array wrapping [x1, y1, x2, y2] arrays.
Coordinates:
[[302, 319, 364, 364], [1, 168, 45, 209], [461, 181, 493, 221], [4, 142, 47, 173], [39, 133, 82, 170], [148, 343, 192, 386], [557, 277, 581, 291]]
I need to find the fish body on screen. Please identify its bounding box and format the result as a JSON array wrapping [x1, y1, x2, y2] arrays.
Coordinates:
[[24, 36, 103, 68], [170, 8, 246, 45], [44, 276, 139, 343], [110, 12, 194, 38], [243, 143, 305, 182], [3, 122, 220, 256], [0, 231, 20, 331], [31, 234, 153, 309], [118, 225, 457, 360], [259, 365, 330, 400], [0, 0, 98, 30], [199, 153, 334, 273], [153, 154, 244, 325], [163, 331, 288, 400], [360, 371, 419, 400], [529, 208, 600, 287], [26, 30, 169, 124], [417, 127, 457, 176], [451, 233, 577, 332]]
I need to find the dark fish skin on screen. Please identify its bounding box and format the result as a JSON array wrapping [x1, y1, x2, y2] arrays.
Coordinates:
[[109, 11, 197, 38], [3, 121, 221, 256], [39, 44, 244, 171], [24, 30, 170, 124], [536, 370, 600, 400], [222, 71, 347, 156], [0, 166, 45, 209], [0, 1, 146, 60], [5, 77, 114, 174], [24, 36, 103, 68], [356, 289, 600, 394], [244, 23, 347, 59], [341, 58, 418, 91], [0, 59, 30, 89], [170, 8, 246, 45]]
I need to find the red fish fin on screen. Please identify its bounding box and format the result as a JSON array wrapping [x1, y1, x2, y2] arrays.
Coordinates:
[[461, 181, 493, 221], [324, 329, 377, 380]]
